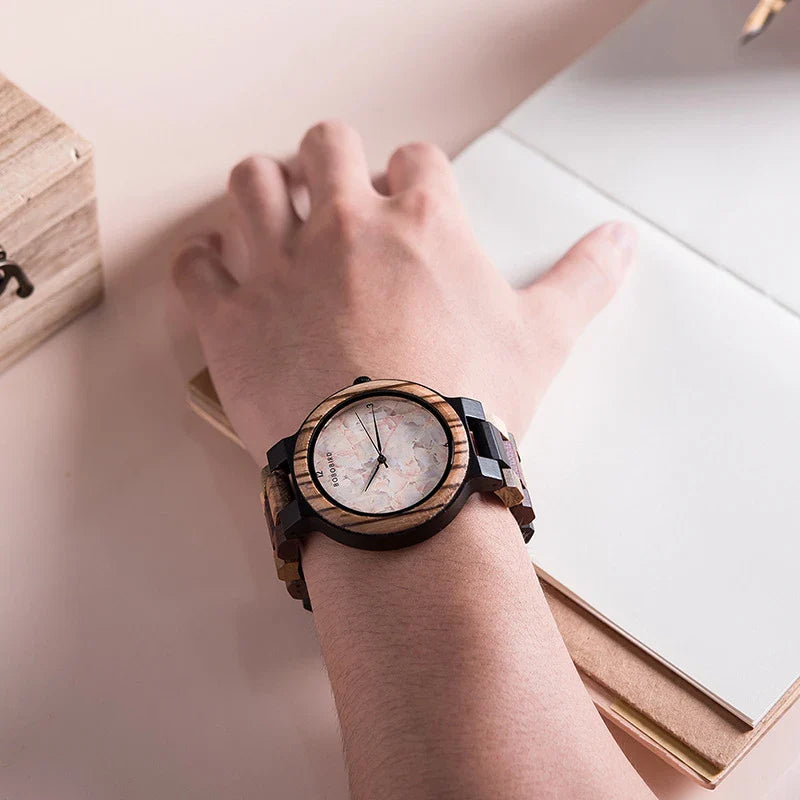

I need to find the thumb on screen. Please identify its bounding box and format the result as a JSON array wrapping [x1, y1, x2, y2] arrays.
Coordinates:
[[519, 221, 636, 349]]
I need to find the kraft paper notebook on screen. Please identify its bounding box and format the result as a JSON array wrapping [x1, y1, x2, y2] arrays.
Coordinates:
[[186, 0, 800, 787]]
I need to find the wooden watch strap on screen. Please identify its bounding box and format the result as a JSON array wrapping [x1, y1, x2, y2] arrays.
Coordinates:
[[261, 466, 311, 610], [261, 409, 535, 610], [486, 415, 535, 541]]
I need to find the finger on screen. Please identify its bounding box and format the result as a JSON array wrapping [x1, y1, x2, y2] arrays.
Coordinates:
[[298, 120, 373, 206], [519, 222, 636, 348], [386, 142, 457, 196], [172, 234, 236, 317], [223, 203, 251, 282], [228, 155, 298, 272], [283, 156, 312, 222], [371, 171, 390, 196]]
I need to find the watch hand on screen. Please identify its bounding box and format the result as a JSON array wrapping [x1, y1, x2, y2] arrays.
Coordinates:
[[371, 406, 383, 452], [370, 406, 389, 468], [355, 411, 380, 454], [364, 459, 382, 492]]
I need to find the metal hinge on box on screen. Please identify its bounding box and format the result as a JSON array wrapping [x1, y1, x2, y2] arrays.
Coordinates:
[[0, 74, 103, 375], [0, 247, 34, 299]]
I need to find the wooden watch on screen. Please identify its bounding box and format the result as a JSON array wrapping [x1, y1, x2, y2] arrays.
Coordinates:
[[261, 377, 535, 610]]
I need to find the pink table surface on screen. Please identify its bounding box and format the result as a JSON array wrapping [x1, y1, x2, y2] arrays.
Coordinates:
[[1, 1, 798, 797]]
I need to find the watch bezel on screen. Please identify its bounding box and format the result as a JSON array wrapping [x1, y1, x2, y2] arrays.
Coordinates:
[[308, 390, 454, 517], [292, 379, 471, 546]]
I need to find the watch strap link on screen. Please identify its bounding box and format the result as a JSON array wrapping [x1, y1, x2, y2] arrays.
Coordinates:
[[481, 415, 536, 543], [261, 466, 312, 610]]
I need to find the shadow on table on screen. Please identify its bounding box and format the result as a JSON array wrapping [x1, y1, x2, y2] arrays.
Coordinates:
[[51, 195, 347, 796]]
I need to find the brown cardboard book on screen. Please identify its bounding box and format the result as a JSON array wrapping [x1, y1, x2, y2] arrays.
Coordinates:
[[186, 368, 800, 788]]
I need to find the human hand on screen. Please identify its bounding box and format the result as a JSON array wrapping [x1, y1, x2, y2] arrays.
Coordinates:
[[173, 121, 635, 464], [172, 123, 651, 800]]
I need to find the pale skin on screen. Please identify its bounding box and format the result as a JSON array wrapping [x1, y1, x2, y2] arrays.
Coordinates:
[[173, 120, 655, 800]]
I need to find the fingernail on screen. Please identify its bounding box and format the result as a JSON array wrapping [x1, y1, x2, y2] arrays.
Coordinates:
[[607, 222, 637, 262]]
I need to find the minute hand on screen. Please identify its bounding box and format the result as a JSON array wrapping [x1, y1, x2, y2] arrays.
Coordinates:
[[355, 411, 379, 454], [371, 406, 383, 453]]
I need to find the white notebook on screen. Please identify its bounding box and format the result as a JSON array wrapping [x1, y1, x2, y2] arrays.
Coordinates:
[[452, 0, 800, 727]]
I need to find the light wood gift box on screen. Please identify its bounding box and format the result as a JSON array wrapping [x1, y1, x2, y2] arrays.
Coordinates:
[[0, 74, 103, 374], [187, 368, 799, 789]]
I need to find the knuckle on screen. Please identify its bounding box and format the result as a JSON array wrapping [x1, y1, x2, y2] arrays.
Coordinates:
[[393, 141, 445, 164], [573, 245, 621, 291], [321, 194, 364, 241], [171, 242, 208, 290], [170, 252, 192, 290], [303, 119, 356, 148], [398, 185, 440, 223], [228, 155, 274, 193]]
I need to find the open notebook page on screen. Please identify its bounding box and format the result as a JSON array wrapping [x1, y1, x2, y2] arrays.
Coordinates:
[[503, 0, 800, 315], [452, 128, 800, 727]]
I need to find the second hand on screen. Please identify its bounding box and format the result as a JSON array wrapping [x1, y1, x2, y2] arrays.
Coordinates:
[[357, 406, 389, 468]]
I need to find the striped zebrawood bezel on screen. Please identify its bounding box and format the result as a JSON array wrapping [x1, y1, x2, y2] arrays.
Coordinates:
[[292, 379, 469, 536]]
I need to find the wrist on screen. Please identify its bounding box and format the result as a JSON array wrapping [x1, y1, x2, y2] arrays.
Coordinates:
[[302, 493, 551, 800], [302, 494, 530, 616]]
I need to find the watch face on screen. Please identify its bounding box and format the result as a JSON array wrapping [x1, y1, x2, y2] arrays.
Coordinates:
[[311, 394, 452, 515]]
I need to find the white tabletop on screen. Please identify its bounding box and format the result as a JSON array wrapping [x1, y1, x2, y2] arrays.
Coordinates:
[[1, 1, 798, 797]]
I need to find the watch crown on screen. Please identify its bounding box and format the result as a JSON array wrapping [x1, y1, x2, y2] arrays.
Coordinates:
[[352, 376, 371, 385]]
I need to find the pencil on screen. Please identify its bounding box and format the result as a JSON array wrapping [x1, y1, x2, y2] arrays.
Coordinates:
[[741, 0, 791, 43]]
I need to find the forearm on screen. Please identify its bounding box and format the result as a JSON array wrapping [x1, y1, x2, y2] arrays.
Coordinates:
[[175, 122, 646, 798], [304, 496, 654, 800]]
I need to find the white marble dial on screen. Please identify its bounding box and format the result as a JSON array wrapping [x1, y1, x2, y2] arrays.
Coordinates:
[[311, 394, 451, 514]]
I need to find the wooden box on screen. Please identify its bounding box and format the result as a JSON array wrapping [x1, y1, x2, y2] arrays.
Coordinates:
[[0, 74, 103, 374]]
